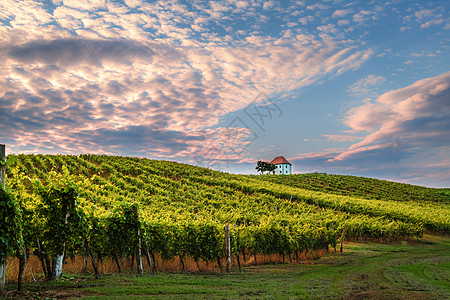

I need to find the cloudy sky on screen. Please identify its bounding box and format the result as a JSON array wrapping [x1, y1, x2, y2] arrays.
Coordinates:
[[1, 0, 449, 187]]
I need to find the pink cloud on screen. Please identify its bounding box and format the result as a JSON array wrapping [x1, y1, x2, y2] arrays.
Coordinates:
[[347, 74, 386, 97], [0, 0, 377, 168], [332, 72, 450, 163], [332, 9, 353, 18], [415, 9, 434, 20], [323, 134, 363, 142], [267, 73, 450, 186], [290, 152, 336, 160]]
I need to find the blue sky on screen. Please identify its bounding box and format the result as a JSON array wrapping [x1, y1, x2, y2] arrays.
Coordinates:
[[0, 0, 449, 187]]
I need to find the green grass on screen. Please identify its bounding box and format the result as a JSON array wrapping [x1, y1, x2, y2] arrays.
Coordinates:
[[6, 235, 449, 300]]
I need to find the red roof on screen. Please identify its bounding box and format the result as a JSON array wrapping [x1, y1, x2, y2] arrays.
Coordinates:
[[270, 156, 291, 165]]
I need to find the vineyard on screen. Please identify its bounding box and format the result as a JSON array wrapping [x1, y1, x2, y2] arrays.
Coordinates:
[[252, 173, 450, 203], [1, 154, 449, 291]]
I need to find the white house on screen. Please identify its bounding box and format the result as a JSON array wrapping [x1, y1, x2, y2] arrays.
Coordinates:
[[270, 156, 292, 175]]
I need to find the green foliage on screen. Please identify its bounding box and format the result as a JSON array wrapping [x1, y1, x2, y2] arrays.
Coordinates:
[[254, 173, 450, 203], [255, 161, 276, 175], [35, 167, 87, 256], [0, 188, 23, 257], [106, 202, 140, 258], [5, 167, 41, 251], [180, 222, 223, 262]]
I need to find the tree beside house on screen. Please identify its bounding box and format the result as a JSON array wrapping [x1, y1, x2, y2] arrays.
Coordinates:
[[255, 160, 276, 174]]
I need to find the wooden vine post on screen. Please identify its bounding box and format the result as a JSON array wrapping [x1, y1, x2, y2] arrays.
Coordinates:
[[84, 239, 100, 279], [340, 227, 346, 253], [388, 225, 393, 243], [54, 200, 70, 281], [234, 224, 241, 272], [134, 203, 143, 275], [224, 225, 231, 273], [0, 144, 6, 293], [136, 225, 143, 275], [0, 144, 5, 189]]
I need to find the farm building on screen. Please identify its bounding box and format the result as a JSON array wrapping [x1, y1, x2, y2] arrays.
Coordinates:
[[270, 156, 292, 175]]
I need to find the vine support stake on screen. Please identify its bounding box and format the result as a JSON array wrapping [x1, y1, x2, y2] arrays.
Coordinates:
[[0, 144, 5, 189], [340, 227, 346, 253], [224, 225, 231, 273], [84, 239, 100, 279], [0, 144, 6, 294], [136, 226, 143, 275], [0, 250, 5, 293], [388, 225, 392, 243]]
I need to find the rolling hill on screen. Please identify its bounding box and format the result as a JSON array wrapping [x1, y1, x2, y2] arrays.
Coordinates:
[[2, 154, 449, 280]]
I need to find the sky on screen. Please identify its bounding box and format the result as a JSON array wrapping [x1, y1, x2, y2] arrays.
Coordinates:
[[0, 0, 449, 187]]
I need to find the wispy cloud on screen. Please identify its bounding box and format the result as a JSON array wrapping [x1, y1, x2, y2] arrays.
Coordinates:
[[341, 72, 450, 153], [0, 0, 372, 159], [332, 9, 353, 18], [323, 134, 362, 142], [1, 0, 447, 187], [402, 6, 450, 31], [327, 72, 450, 184], [347, 74, 386, 98], [6, 39, 155, 66]]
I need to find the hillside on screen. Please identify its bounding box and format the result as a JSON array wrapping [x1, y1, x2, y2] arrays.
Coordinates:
[[250, 173, 450, 204], [2, 154, 449, 280], [5, 154, 449, 232]]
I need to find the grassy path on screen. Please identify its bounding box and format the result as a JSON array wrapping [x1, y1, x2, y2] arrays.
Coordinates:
[[4, 235, 449, 299]]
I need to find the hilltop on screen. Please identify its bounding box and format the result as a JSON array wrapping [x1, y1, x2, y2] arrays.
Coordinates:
[[251, 173, 450, 204]]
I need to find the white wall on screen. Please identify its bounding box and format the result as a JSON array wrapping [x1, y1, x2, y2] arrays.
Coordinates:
[[275, 163, 291, 174]]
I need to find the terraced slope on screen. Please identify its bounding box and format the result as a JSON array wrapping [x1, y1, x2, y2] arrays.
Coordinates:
[[250, 173, 450, 203]]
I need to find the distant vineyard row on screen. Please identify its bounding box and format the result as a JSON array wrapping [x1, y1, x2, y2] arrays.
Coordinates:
[[250, 173, 450, 203]]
